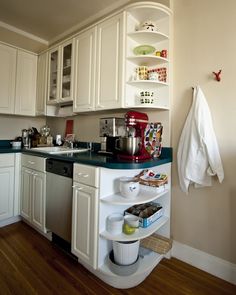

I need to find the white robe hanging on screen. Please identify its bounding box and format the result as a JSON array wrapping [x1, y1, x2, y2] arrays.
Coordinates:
[[177, 86, 224, 193]]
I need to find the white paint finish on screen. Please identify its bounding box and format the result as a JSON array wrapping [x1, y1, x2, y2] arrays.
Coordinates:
[[21, 155, 46, 233], [172, 240, 236, 285], [73, 163, 100, 188], [31, 171, 46, 231], [15, 50, 37, 116], [95, 13, 124, 110], [0, 166, 14, 221], [73, 28, 96, 112], [72, 183, 99, 269], [36, 52, 48, 115], [0, 43, 16, 114], [14, 153, 21, 216], [0, 154, 14, 167], [21, 167, 31, 221]]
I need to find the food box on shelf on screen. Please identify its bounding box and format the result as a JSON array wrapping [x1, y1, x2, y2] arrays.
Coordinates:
[[124, 202, 163, 228]]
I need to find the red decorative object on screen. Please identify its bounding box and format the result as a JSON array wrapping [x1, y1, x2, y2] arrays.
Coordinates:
[[213, 69, 222, 82]]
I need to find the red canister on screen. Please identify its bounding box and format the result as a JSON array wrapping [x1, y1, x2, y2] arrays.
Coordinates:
[[161, 49, 167, 58]]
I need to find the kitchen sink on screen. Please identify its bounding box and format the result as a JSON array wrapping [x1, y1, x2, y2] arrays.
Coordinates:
[[31, 146, 89, 154]]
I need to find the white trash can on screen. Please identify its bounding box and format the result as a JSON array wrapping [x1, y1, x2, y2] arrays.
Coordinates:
[[112, 240, 140, 265]]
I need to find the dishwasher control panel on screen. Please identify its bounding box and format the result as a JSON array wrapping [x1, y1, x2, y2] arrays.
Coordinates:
[[46, 158, 73, 178]]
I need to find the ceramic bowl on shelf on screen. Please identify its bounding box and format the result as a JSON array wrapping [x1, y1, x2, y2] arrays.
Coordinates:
[[106, 213, 124, 235], [119, 177, 140, 199]]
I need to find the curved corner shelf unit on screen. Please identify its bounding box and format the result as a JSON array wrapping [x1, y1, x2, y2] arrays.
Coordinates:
[[100, 215, 169, 242], [128, 80, 168, 87]]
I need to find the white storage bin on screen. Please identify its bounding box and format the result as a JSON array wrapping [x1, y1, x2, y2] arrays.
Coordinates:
[[112, 240, 140, 265]]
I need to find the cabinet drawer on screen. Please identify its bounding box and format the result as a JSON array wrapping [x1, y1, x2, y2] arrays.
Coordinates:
[[74, 164, 99, 188], [21, 154, 45, 172], [0, 154, 14, 167]]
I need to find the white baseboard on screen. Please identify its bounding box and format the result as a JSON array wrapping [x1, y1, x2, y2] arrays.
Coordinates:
[[172, 240, 236, 285], [0, 215, 21, 228]]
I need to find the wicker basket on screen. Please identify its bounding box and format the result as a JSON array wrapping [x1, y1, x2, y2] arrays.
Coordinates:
[[140, 234, 172, 254]]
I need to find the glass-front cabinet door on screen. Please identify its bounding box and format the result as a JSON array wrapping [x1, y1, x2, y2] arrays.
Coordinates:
[[48, 48, 59, 103], [47, 40, 73, 104], [61, 42, 73, 101]]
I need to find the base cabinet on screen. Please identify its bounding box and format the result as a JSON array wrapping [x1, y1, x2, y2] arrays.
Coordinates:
[[72, 183, 99, 268], [0, 154, 20, 225], [21, 155, 46, 233], [72, 164, 100, 269], [0, 166, 14, 221]]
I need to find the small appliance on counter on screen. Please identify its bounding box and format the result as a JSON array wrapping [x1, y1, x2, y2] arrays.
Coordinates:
[[98, 117, 125, 154], [22, 129, 31, 148], [116, 111, 151, 161]]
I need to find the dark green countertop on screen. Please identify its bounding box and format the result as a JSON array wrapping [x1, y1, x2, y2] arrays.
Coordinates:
[[0, 140, 172, 169]]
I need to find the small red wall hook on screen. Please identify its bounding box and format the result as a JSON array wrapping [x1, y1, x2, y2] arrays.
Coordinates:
[[213, 69, 222, 82]]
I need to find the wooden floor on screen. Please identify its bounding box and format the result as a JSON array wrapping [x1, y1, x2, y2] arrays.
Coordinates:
[[0, 222, 235, 295]]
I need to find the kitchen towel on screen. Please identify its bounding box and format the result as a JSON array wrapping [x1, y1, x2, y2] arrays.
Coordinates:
[[177, 86, 224, 193]]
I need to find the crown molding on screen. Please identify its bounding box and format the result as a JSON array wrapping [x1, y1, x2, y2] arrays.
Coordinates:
[[0, 21, 49, 45]]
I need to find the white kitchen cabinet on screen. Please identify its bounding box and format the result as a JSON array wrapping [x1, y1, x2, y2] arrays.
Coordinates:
[[15, 50, 37, 116], [73, 27, 96, 112], [0, 43, 17, 114], [47, 40, 74, 105], [0, 42, 37, 116], [95, 13, 124, 110], [72, 164, 99, 269], [21, 154, 46, 233], [0, 157, 14, 221], [0, 153, 21, 226], [36, 52, 48, 116]]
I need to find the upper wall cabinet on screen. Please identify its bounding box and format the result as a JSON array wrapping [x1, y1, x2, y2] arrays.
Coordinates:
[[73, 27, 96, 112], [15, 50, 37, 116], [95, 13, 124, 110], [0, 43, 37, 116], [73, 13, 124, 113], [47, 40, 74, 105], [0, 44, 16, 114]]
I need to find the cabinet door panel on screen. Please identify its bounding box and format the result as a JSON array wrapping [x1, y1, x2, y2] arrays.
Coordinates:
[[31, 172, 45, 232], [36, 52, 48, 115], [96, 13, 123, 109], [15, 50, 37, 116], [73, 28, 96, 112], [0, 44, 16, 114], [21, 168, 32, 221], [0, 167, 14, 221], [72, 184, 98, 269]]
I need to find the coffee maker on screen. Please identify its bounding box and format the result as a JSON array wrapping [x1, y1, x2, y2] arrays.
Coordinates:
[[99, 117, 125, 154], [117, 111, 151, 161]]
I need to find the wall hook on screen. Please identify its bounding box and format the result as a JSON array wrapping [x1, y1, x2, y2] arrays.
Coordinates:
[[213, 69, 222, 82]]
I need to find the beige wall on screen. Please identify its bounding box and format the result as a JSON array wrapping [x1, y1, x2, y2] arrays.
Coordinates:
[[0, 115, 46, 139], [172, 0, 236, 264]]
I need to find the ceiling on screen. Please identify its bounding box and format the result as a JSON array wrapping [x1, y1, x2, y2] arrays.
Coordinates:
[[0, 0, 131, 44]]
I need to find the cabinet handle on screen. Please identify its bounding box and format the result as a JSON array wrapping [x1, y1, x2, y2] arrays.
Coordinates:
[[82, 174, 89, 178], [33, 173, 38, 176], [72, 185, 83, 190], [25, 169, 32, 174], [28, 161, 35, 165]]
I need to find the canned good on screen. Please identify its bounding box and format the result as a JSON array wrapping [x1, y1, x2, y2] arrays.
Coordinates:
[[155, 51, 161, 57]]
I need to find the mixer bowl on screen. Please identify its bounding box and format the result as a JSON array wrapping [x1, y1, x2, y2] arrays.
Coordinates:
[[116, 137, 141, 155]]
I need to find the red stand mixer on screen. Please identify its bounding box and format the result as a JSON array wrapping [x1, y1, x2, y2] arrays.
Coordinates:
[[117, 111, 151, 161]]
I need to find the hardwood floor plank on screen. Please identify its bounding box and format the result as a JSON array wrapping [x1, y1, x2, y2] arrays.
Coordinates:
[[0, 222, 235, 295]]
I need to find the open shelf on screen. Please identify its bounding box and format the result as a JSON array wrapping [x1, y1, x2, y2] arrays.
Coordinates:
[[100, 216, 169, 241], [128, 31, 169, 44], [98, 247, 163, 279], [127, 55, 168, 66], [128, 80, 168, 87], [101, 186, 168, 205]]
